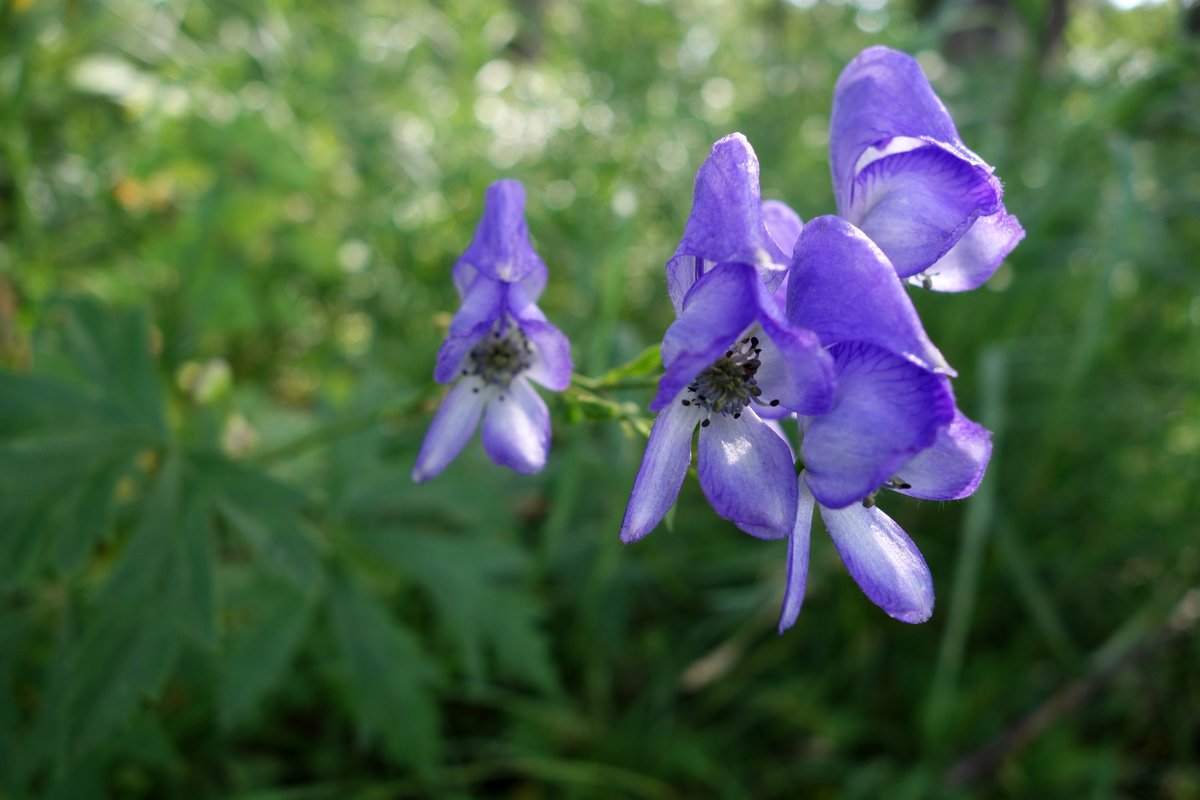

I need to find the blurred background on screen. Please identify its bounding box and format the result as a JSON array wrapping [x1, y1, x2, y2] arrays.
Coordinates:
[[2, 0, 1199, 797]]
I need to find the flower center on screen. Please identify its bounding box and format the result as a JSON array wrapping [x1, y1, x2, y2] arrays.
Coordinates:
[[680, 335, 779, 425], [465, 321, 532, 388]]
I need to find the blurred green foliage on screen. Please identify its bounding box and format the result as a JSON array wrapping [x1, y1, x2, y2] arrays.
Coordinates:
[[2, 0, 1199, 797]]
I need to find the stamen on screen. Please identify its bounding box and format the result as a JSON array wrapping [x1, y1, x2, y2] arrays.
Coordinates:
[[683, 329, 780, 420], [463, 318, 533, 388]]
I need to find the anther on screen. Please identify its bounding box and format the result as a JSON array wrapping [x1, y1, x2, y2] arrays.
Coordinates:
[[681, 399, 690, 406], [769, 399, 780, 407], [700, 418, 710, 428]]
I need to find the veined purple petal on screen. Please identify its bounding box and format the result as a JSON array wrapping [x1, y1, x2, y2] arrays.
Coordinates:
[[652, 263, 758, 411], [830, 47, 978, 212], [892, 409, 991, 500], [915, 209, 1025, 292], [697, 411, 797, 540], [621, 398, 700, 543], [412, 378, 488, 482], [665, 254, 717, 316], [670, 134, 789, 293], [802, 341, 955, 509], [521, 318, 573, 391], [763, 200, 804, 257], [820, 496, 934, 623], [846, 146, 1001, 279], [480, 376, 550, 474], [778, 474, 816, 633], [459, 180, 549, 288], [787, 216, 952, 374], [507, 286, 573, 391], [754, 286, 836, 417]]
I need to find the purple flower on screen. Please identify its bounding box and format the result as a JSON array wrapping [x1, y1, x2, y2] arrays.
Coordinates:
[[830, 46, 1024, 291], [412, 180, 572, 482], [621, 136, 836, 543], [777, 215, 993, 629]]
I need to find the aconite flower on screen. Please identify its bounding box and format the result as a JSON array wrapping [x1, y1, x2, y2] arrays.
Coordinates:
[[412, 180, 571, 482]]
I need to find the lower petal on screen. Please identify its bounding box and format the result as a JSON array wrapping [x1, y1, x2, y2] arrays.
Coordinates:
[[620, 397, 700, 543], [698, 411, 797, 539], [914, 210, 1025, 292], [481, 377, 550, 474], [892, 410, 992, 500], [412, 379, 488, 482], [778, 474, 816, 633], [821, 497, 934, 623]]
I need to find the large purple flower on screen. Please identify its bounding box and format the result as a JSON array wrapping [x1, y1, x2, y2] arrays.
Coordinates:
[[412, 180, 571, 482], [777, 215, 992, 628], [830, 46, 1024, 291], [621, 137, 836, 543]]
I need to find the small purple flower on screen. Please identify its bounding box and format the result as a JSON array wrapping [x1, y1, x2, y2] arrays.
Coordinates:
[[412, 180, 571, 482], [830, 46, 1024, 291], [777, 215, 993, 629], [621, 137, 836, 543]]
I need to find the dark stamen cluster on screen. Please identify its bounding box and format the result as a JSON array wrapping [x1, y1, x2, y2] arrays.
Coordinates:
[[463, 321, 532, 390], [680, 335, 780, 426]]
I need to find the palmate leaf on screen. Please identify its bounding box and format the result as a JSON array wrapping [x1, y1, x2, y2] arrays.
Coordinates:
[[361, 529, 558, 693], [218, 568, 317, 728], [327, 569, 442, 774], [192, 452, 324, 590], [36, 454, 217, 760], [0, 299, 168, 587]]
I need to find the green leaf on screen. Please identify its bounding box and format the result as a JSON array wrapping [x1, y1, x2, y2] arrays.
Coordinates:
[[362, 530, 557, 693], [29, 453, 223, 764], [52, 298, 167, 434], [594, 342, 662, 385], [327, 569, 441, 773], [193, 453, 323, 590], [218, 570, 317, 728]]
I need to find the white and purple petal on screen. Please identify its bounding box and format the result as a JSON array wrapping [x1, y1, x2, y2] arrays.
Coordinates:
[[412, 378, 489, 482], [846, 145, 1001, 279], [620, 398, 701, 543], [892, 409, 991, 501], [830, 46, 976, 210], [914, 209, 1025, 292], [820, 497, 934, 623], [787, 216, 952, 374], [480, 376, 550, 474], [697, 411, 797, 540], [652, 263, 758, 411], [802, 341, 955, 509], [778, 474, 817, 633]]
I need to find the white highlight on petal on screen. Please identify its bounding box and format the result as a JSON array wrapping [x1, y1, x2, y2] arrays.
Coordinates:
[[412, 378, 490, 482]]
